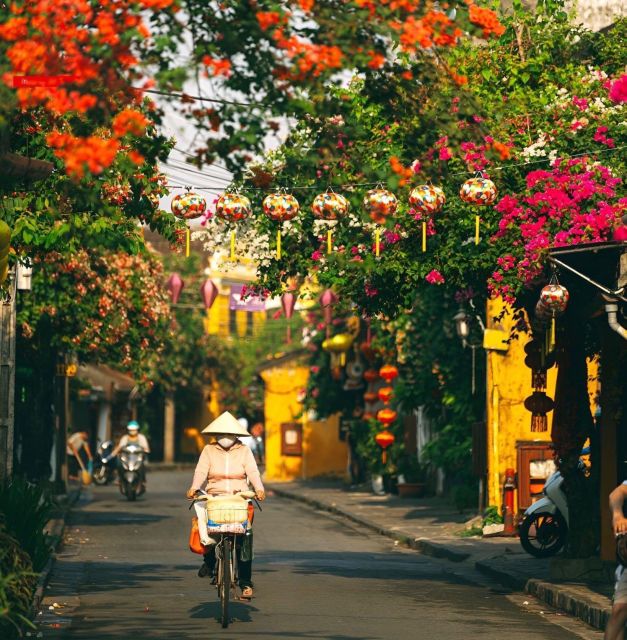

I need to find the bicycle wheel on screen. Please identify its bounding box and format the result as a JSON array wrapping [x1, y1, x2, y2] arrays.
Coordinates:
[[220, 537, 231, 628]]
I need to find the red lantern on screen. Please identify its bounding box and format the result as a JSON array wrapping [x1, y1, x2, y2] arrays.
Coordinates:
[[379, 364, 398, 383], [378, 386, 394, 404], [166, 273, 184, 305], [363, 391, 378, 404], [364, 369, 379, 383], [377, 408, 397, 426], [375, 429, 395, 464], [200, 279, 219, 310]]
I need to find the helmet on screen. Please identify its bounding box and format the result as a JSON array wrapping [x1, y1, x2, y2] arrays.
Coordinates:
[[127, 420, 140, 433]]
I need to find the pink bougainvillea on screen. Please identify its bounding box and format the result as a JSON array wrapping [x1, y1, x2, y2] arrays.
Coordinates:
[[488, 158, 625, 303], [608, 74, 627, 104], [425, 269, 445, 285]]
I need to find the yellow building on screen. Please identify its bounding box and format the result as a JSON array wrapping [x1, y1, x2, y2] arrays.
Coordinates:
[[259, 352, 349, 482], [485, 298, 598, 511]]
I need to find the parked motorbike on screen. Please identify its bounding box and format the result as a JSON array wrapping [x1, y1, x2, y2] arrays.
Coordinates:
[[117, 443, 146, 501], [519, 469, 568, 558], [93, 440, 116, 486]]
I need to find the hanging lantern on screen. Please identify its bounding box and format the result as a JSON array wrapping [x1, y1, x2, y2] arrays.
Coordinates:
[[409, 184, 445, 252], [363, 412, 376, 421], [539, 284, 570, 316], [313, 191, 350, 254], [375, 429, 395, 464], [363, 188, 397, 224], [376, 407, 397, 427], [216, 193, 252, 221], [364, 369, 379, 384], [363, 391, 378, 404], [263, 192, 299, 222], [322, 333, 355, 367], [312, 191, 350, 221], [524, 390, 555, 432], [319, 288, 338, 337], [171, 192, 207, 220], [263, 192, 299, 259], [281, 292, 297, 344], [200, 279, 219, 310], [459, 176, 497, 246], [166, 273, 185, 305], [379, 364, 399, 383], [378, 386, 394, 404]]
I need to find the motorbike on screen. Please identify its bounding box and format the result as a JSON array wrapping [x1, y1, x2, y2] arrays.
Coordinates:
[[117, 443, 146, 501], [519, 469, 568, 558], [93, 440, 116, 486]]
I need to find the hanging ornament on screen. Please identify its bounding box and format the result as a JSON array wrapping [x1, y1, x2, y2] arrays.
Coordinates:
[[379, 364, 399, 383], [376, 407, 397, 427], [409, 184, 445, 253], [524, 390, 555, 432], [281, 291, 297, 344], [378, 386, 394, 404], [375, 429, 395, 464], [263, 192, 299, 259], [313, 191, 349, 254], [363, 189, 397, 224], [363, 391, 378, 404], [539, 281, 570, 351], [171, 192, 207, 220], [459, 175, 497, 246], [364, 369, 379, 384], [319, 289, 338, 337], [216, 193, 252, 221], [322, 333, 354, 367], [200, 279, 219, 310], [166, 273, 185, 305]]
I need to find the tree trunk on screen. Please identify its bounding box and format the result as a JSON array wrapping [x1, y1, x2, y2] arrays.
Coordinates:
[[551, 313, 597, 557]]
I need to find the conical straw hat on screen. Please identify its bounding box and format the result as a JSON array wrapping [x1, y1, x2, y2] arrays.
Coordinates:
[[202, 411, 250, 436]]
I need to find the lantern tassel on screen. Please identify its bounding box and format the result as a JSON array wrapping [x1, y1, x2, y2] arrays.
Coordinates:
[[550, 316, 556, 351], [382, 450, 387, 465], [286, 323, 292, 345], [327, 229, 333, 254], [375, 229, 380, 257], [531, 414, 548, 432], [475, 214, 480, 245], [186, 228, 191, 257], [340, 352, 346, 367], [422, 221, 427, 253], [276, 229, 282, 260], [230, 230, 236, 261]]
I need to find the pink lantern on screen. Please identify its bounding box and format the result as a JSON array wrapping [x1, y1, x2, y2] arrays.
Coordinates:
[[200, 279, 219, 310], [319, 288, 338, 322], [281, 292, 297, 344], [166, 273, 184, 304]]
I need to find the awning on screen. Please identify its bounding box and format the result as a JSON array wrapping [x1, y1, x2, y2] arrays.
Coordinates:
[[77, 364, 136, 394]]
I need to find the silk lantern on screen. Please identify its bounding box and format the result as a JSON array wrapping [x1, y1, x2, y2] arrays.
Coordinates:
[[313, 191, 350, 254], [281, 291, 297, 344], [166, 273, 185, 305], [379, 364, 399, 383], [363, 189, 397, 256], [171, 192, 207, 257], [459, 175, 497, 245], [263, 192, 300, 259], [319, 288, 338, 337], [375, 429, 395, 464], [409, 184, 445, 252], [216, 193, 253, 260], [378, 386, 394, 404], [200, 279, 219, 309], [524, 390, 555, 433], [539, 282, 570, 350]]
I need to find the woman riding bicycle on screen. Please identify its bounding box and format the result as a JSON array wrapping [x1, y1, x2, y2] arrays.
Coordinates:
[[186, 411, 265, 599]]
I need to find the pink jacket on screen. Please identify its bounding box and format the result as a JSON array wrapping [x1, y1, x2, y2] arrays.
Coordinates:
[[191, 441, 264, 496]]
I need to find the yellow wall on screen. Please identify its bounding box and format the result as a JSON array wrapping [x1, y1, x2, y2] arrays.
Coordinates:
[[260, 362, 348, 482], [486, 298, 599, 509]]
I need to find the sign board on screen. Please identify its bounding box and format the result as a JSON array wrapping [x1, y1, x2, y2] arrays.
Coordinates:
[[281, 422, 303, 456], [13, 75, 79, 88], [229, 284, 265, 312]]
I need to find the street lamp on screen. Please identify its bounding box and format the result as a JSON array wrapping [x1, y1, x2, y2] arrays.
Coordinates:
[[452, 300, 485, 394], [453, 307, 470, 346]]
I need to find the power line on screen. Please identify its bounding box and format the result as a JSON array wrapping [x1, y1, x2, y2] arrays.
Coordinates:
[[143, 87, 253, 107]]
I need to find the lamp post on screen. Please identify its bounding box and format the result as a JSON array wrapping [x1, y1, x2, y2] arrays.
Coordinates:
[[453, 301, 485, 395]]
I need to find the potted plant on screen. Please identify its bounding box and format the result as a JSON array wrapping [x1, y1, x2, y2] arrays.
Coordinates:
[[396, 455, 427, 498]]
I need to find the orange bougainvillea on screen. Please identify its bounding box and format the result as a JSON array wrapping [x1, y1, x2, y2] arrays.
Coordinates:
[[202, 55, 232, 77], [389, 156, 413, 186], [46, 133, 121, 178], [112, 109, 149, 138], [467, 3, 506, 37]]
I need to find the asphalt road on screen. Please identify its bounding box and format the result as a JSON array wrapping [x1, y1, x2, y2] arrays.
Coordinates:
[[37, 471, 601, 640]]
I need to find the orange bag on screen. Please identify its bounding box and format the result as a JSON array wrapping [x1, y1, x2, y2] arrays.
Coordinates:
[[189, 517, 207, 555]]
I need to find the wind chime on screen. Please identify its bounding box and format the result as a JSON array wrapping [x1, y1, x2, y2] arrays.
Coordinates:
[[262, 191, 300, 259], [409, 184, 446, 252], [171, 190, 207, 257], [459, 173, 498, 245], [312, 190, 350, 254], [362, 188, 398, 256], [215, 192, 252, 261], [374, 363, 399, 464]]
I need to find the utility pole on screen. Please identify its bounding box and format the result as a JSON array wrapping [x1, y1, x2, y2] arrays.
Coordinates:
[[0, 276, 16, 481]]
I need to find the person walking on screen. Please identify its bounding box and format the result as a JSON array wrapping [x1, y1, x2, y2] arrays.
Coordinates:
[[66, 431, 93, 482], [186, 411, 265, 599], [604, 481, 627, 640]]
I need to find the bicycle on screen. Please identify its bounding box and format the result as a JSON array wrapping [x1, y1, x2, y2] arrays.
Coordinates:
[[190, 490, 258, 628]]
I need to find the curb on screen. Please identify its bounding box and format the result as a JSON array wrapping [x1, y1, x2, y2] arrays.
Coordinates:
[[32, 489, 81, 614], [269, 485, 469, 563]]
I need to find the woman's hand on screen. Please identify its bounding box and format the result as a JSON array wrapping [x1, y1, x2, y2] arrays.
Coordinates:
[[256, 490, 266, 502], [186, 488, 196, 499]]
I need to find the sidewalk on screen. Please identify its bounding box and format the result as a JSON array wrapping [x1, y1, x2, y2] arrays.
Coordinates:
[[269, 480, 613, 632]]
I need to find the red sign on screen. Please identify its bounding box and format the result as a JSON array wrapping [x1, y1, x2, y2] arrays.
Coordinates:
[[12, 75, 79, 88]]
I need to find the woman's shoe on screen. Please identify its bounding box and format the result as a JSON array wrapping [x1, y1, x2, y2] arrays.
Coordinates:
[[240, 586, 253, 598], [198, 562, 211, 578]]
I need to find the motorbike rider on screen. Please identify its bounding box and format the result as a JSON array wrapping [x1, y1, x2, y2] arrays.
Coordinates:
[[186, 411, 265, 599], [111, 421, 150, 484]]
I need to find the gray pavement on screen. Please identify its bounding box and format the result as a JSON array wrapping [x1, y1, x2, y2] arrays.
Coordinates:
[[36, 471, 602, 639]]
